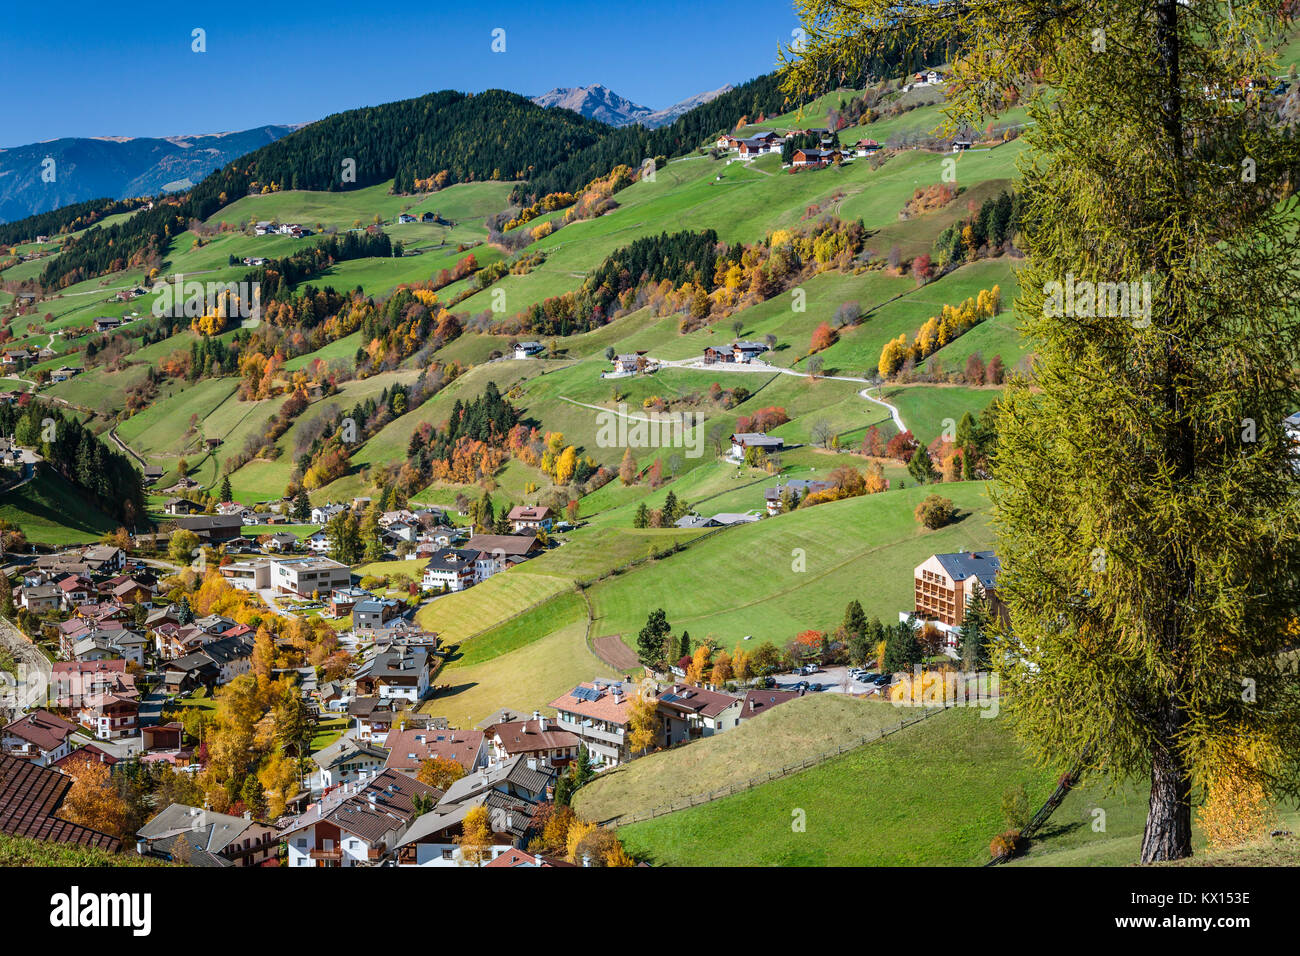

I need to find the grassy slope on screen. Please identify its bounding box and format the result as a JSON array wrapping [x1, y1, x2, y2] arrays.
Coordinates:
[[585, 481, 996, 646], [574, 694, 938, 823], [0, 464, 119, 545], [0, 834, 170, 867], [616, 707, 1055, 866]]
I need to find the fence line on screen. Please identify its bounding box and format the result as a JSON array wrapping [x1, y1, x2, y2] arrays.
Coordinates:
[[599, 705, 948, 827]]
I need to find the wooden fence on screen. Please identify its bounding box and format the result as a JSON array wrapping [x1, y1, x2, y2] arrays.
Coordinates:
[[599, 705, 948, 827]]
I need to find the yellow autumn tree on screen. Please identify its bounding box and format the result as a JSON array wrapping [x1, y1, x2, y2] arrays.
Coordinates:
[[627, 693, 660, 757], [417, 756, 467, 791], [1196, 747, 1276, 852], [554, 446, 577, 485], [685, 644, 711, 684], [566, 819, 598, 863], [878, 333, 908, 378], [456, 805, 494, 865]]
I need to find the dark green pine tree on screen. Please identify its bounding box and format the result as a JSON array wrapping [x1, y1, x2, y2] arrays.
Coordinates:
[[958, 582, 992, 670], [784, 0, 1300, 862], [906, 445, 936, 485], [219, 474, 233, 503], [636, 608, 671, 669], [883, 616, 923, 674]]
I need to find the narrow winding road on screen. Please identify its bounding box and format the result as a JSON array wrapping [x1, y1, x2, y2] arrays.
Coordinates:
[[639, 357, 909, 433]]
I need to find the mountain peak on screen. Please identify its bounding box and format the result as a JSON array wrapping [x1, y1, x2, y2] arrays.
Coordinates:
[[530, 85, 653, 126], [531, 83, 732, 129]]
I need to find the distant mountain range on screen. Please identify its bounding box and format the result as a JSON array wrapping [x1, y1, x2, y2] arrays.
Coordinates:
[[0, 125, 297, 223], [531, 83, 734, 129]]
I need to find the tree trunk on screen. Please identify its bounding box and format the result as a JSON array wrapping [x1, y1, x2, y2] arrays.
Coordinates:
[[1140, 738, 1193, 862]]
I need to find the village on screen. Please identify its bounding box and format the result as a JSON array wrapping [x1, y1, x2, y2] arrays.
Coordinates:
[[0, 465, 1000, 867]]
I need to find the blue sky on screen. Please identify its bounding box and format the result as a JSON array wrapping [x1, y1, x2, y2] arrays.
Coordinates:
[[2, 0, 801, 146]]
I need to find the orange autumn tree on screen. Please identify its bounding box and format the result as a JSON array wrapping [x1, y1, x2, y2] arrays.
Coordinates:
[[60, 759, 129, 841], [809, 321, 838, 353]]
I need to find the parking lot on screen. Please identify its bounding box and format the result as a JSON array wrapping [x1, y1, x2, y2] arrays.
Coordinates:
[[772, 664, 890, 697]]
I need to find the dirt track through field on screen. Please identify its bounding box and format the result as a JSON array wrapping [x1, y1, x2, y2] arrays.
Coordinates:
[[592, 634, 640, 672]]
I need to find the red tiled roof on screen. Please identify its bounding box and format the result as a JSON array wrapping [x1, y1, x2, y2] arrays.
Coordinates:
[[740, 689, 801, 719], [384, 728, 484, 773], [549, 682, 635, 726], [491, 718, 579, 755], [3, 710, 77, 752]]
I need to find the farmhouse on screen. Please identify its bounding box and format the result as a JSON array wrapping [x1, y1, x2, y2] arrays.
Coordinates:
[[764, 478, 834, 515], [465, 534, 542, 582], [506, 504, 553, 533], [853, 138, 882, 156], [737, 132, 781, 158], [170, 513, 244, 542], [422, 547, 479, 592], [92, 316, 121, 333], [791, 148, 841, 168], [611, 352, 645, 375], [729, 432, 785, 460], [732, 340, 769, 363]]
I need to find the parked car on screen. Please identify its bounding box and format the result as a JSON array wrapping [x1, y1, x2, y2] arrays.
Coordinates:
[[872, 674, 892, 687], [807, 682, 822, 692], [857, 672, 878, 683]]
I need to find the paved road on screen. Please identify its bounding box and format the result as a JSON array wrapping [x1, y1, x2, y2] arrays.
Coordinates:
[[644, 357, 909, 434]]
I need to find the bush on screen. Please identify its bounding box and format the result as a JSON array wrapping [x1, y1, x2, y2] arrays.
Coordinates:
[[989, 830, 1022, 860], [914, 494, 956, 530]]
